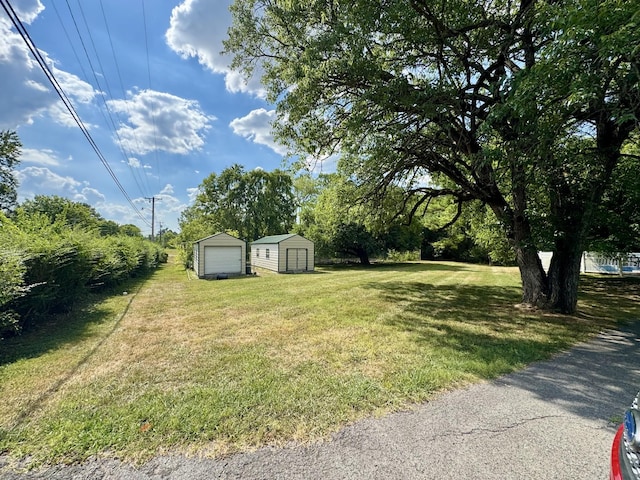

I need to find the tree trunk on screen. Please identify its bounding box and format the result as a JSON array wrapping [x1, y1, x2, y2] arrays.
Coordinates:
[[547, 236, 583, 314], [488, 188, 549, 309], [516, 247, 548, 307], [358, 249, 371, 265]]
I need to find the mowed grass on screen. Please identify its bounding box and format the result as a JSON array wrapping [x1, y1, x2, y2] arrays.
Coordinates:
[[1, 254, 638, 467]]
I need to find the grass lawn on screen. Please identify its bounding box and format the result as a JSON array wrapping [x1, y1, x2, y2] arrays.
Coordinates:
[[1, 253, 638, 466]]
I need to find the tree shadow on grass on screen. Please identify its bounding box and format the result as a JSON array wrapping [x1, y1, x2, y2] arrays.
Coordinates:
[[365, 276, 640, 424], [364, 280, 584, 375]]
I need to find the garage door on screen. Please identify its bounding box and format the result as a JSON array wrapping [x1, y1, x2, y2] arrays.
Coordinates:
[[204, 246, 242, 274], [286, 248, 308, 272]]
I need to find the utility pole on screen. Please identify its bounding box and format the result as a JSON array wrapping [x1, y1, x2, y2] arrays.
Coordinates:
[[145, 196, 160, 241]]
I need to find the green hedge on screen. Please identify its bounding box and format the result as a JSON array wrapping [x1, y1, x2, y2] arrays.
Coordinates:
[[0, 212, 166, 337]]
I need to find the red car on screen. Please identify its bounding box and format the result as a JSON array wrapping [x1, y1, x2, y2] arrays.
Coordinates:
[[611, 395, 640, 480]]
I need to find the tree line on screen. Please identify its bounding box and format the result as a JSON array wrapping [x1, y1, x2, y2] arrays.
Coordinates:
[[178, 159, 638, 272]]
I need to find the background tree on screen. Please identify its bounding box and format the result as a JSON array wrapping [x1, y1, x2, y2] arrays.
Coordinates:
[[19, 195, 105, 231], [295, 174, 422, 264], [587, 139, 640, 255], [157, 228, 178, 247], [178, 165, 297, 266], [226, 0, 640, 313], [0, 130, 22, 213], [119, 224, 143, 238]]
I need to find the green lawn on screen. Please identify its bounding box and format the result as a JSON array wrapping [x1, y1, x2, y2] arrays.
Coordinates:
[[1, 254, 638, 466]]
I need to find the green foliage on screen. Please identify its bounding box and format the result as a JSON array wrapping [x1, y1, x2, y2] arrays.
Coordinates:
[[0, 215, 29, 336], [0, 200, 166, 337], [118, 223, 143, 237], [226, 0, 640, 313], [0, 130, 21, 213], [178, 165, 296, 267], [331, 223, 378, 265], [588, 139, 640, 253], [20, 195, 103, 229], [383, 249, 421, 262], [295, 174, 423, 264]]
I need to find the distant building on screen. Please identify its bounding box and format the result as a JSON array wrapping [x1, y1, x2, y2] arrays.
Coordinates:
[[538, 251, 640, 275]]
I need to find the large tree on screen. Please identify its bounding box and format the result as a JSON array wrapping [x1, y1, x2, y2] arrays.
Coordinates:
[[0, 130, 22, 213], [180, 165, 296, 243], [226, 0, 640, 313]]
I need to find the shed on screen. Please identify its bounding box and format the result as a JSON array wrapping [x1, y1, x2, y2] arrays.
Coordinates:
[[193, 233, 246, 278], [251, 234, 314, 273]]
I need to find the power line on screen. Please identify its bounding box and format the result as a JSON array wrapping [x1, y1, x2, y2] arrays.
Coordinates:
[[141, 0, 162, 189], [62, 0, 152, 199], [98, 0, 154, 198], [0, 0, 151, 227], [145, 196, 161, 240]]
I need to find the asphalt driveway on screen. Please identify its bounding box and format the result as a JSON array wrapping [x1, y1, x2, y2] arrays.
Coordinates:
[[2, 321, 639, 479]]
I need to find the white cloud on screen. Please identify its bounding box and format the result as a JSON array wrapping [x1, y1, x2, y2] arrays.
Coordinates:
[[0, 7, 97, 129], [107, 89, 214, 156], [186, 186, 199, 203], [229, 108, 286, 155], [20, 148, 61, 167], [97, 200, 150, 231], [10, 0, 45, 24], [75, 187, 106, 203], [16, 166, 84, 203], [160, 184, 174, 195], [165, 0, 265, 97]]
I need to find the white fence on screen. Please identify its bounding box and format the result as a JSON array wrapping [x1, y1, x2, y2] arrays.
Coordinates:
[[538, 252, 640, 275]]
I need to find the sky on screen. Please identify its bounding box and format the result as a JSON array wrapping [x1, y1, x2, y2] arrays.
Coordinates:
[[0, 0, 295, 235]]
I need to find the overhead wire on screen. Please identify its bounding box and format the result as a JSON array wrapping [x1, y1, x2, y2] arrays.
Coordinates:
[[51, 0, 150, 197], [141, 0, 162, 192], [63, 0, 152, 200], [98, 0, 154, 198], [0, 0, 151, 227]]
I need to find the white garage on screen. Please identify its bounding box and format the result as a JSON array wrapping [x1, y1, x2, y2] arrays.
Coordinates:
[[193, 233, 246, 278]]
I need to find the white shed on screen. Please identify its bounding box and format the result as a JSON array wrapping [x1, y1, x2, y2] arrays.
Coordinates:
[[251, 234, 314, 273], [193, 233, 246, 278]]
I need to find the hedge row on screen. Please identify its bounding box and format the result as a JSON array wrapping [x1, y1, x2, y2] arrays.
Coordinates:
[[0, 212, 167, 337]]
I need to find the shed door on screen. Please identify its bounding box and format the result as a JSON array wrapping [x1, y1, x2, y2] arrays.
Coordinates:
[[204, 246, 242, 274], [286, 248, 308, 271]]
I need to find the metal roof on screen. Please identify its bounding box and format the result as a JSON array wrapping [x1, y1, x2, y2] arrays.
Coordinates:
[[193, 232, 244, 244], [251, 234, 300, 244]]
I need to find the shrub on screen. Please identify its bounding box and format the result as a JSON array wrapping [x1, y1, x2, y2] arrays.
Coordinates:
[[0, 210, 166, 336]]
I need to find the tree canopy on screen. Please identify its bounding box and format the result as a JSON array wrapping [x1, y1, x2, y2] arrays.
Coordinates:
[[295, 173, 423, 264], [19, 195, 105, 230], [226, 0, 640, 313], [179, 165, 296, 243], [0, 130, 22, 213]]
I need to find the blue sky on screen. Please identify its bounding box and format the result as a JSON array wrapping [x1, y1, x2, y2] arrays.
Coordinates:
[[1, 0, 292, 235]]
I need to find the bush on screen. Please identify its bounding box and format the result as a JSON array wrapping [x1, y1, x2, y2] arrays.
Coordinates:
[[0, 211, 166, 337], [0, 249, 28, 337], [384, 249, 421, 262]]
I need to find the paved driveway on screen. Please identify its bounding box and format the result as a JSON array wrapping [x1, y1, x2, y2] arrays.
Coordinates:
[[2, 322, 639, 479]]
